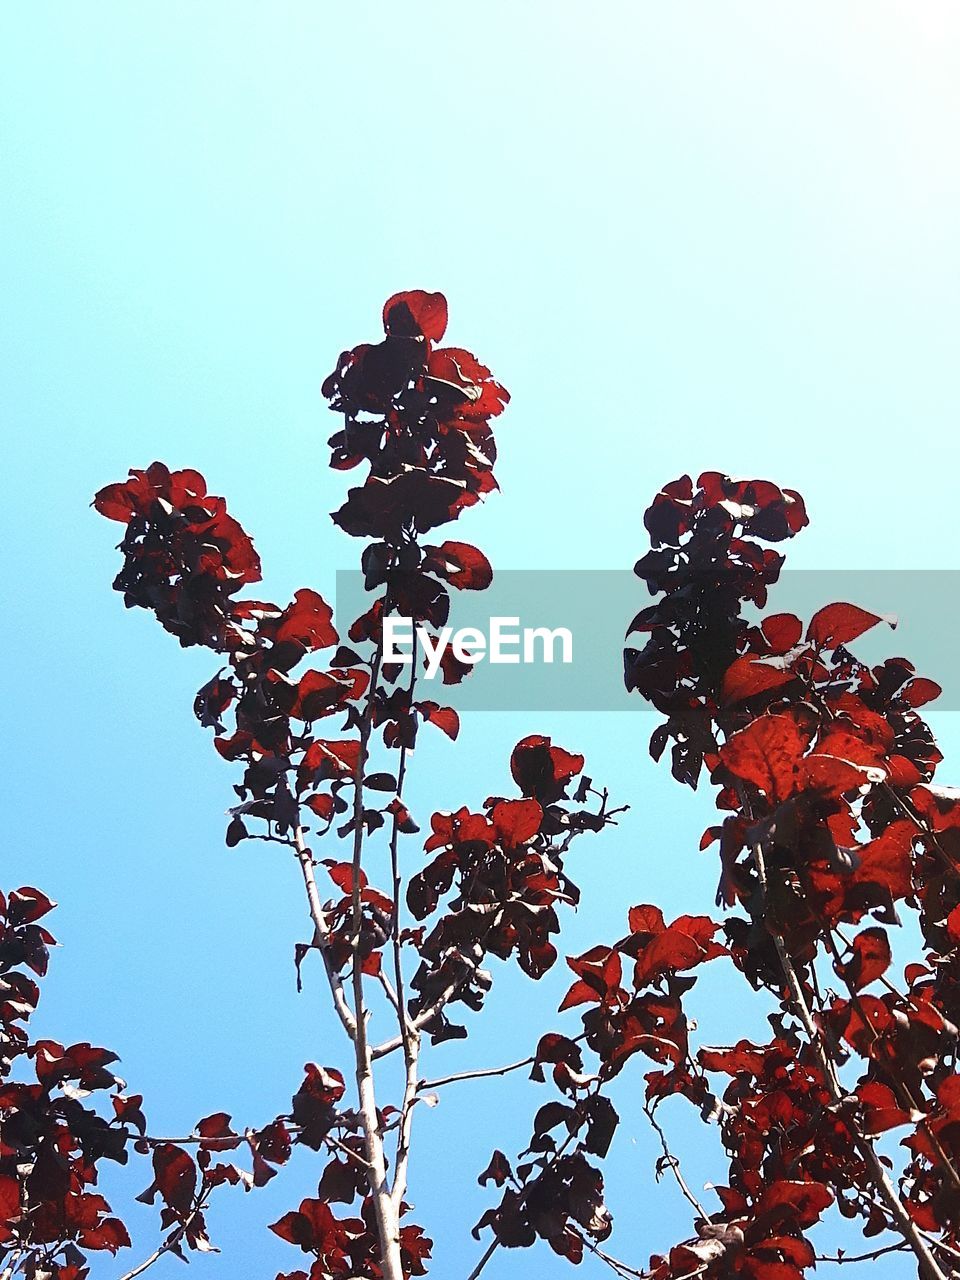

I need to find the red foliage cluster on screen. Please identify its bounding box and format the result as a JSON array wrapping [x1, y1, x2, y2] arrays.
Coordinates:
[[0, 880, 387, 1276], [323, 289, 508, 540], [407, 736, 610, 1043], [94, 463, 261, 650], [473, 473, 960, 1278], [271, 1199, 432, 1280], [29, 288, 960, 1279], [473, 900, 727, 1263], [619, 474, 959, 1275], [0, 889, 133, 1276], [74, 293, 617, 1279]]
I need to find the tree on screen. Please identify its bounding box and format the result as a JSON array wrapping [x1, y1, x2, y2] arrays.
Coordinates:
[[2, 292, 958, 1280]]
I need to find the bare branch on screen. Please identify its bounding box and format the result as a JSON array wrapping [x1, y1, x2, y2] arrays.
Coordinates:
[[465, 1236, 499, 1280], [643, 1102, 709, 1222], [345, 639, 404, 1280], [115, 1198, 208, 1280], [418, 1035, 588, 1093], [816, 1242, 910, 1264], [293, 825, 357, 1039]]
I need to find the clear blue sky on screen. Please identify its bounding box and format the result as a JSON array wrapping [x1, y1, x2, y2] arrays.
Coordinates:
[[3, 5, 959, 1277]]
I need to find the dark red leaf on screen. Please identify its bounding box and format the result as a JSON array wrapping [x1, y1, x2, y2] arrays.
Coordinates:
[[806, 602, 893, 649], [383, 290, 448, 341], [423, 541, 493, 591]]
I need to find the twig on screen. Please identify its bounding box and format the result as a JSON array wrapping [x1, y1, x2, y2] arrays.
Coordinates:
[[816, 1242, 909, 1264], [371, 965, 476, 1059], [115, 1198, 207, 1280], [579, 1234, 649, 1278], [293, 825, 357, 1038], [418, 1052, 544, 1093], [643, 1102, 709, 1221], [324, 1131, 374, 1170], [465, 1236, 499, 1280]]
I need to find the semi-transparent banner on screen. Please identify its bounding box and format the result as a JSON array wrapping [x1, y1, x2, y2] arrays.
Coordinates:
[[336, 570, 958, 711]]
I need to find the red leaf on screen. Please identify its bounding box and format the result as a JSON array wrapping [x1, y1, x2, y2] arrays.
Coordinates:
[[325, 861, 367, 894], [293, 669, 368, 721], [422, 541, 493, 591], [302, 739, 361, 778], [853, 819, 915, 901], [305, 793, 335, 821], [699, 1040, 769, 1076], [510, 736, 584, 804], [761, 613, 803, 654], [719, 714, 811, 803], [857, 1081, 914, 1133], [628, 911, 725, 987], [81, 1217, 131, 1253], [721, 655, 796, 705], [478, 1151, 512, 1187], [558, 979, 600, 1011], [6, 887, 56, 925], [0, 1174, 20, 1221], [756, 1179, 832, 1227], [418, 701, 460, 740], [274, 590, 338, 651], [627, 904, 666, 935], [806, 602, 893, 649], [562, 947, 622, 1010], [834, 994, 893, 1056], [383, 290, 448, 341], [491, 799, 543, 846], [842, 927, 891, 991], [937, 1074, 960, 1122], [151, 1144, 197, 1214], [901, 677, 942, 708]]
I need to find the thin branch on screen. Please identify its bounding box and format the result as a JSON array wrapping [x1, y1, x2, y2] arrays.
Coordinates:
[[465, 1236, 499, 1280], [643, 1102, 709, 1221], [923, 1232, 960, 1263], [579, 1234, 649, 1279], [377, 970, 402, 1013], [816, 1242, 909, 1264], [293, 824, 357, 1038], [324, 1131, 374, 1170], [418, 1053, 541, 1093], [371, 964, 476, 1059], [115, 1199, 207, 1280]]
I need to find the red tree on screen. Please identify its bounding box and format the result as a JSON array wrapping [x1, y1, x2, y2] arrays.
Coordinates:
[[2, 294, 959, 1279]]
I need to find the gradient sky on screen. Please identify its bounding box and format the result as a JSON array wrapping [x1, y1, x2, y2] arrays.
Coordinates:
[[3, 5, 960, 1277]]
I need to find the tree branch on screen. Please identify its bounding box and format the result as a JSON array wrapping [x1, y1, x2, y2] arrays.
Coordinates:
[[115, 1197, 208, 1280], [643, 1102, 709, 1221], [293, 825, 357, 1039], [346, 638, 404, 1280], [417, 1051, 546, 1093], [390, 637, 421, 1208], [816, 1242, 910, 1264], [465, 1235, 500, 1280]]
